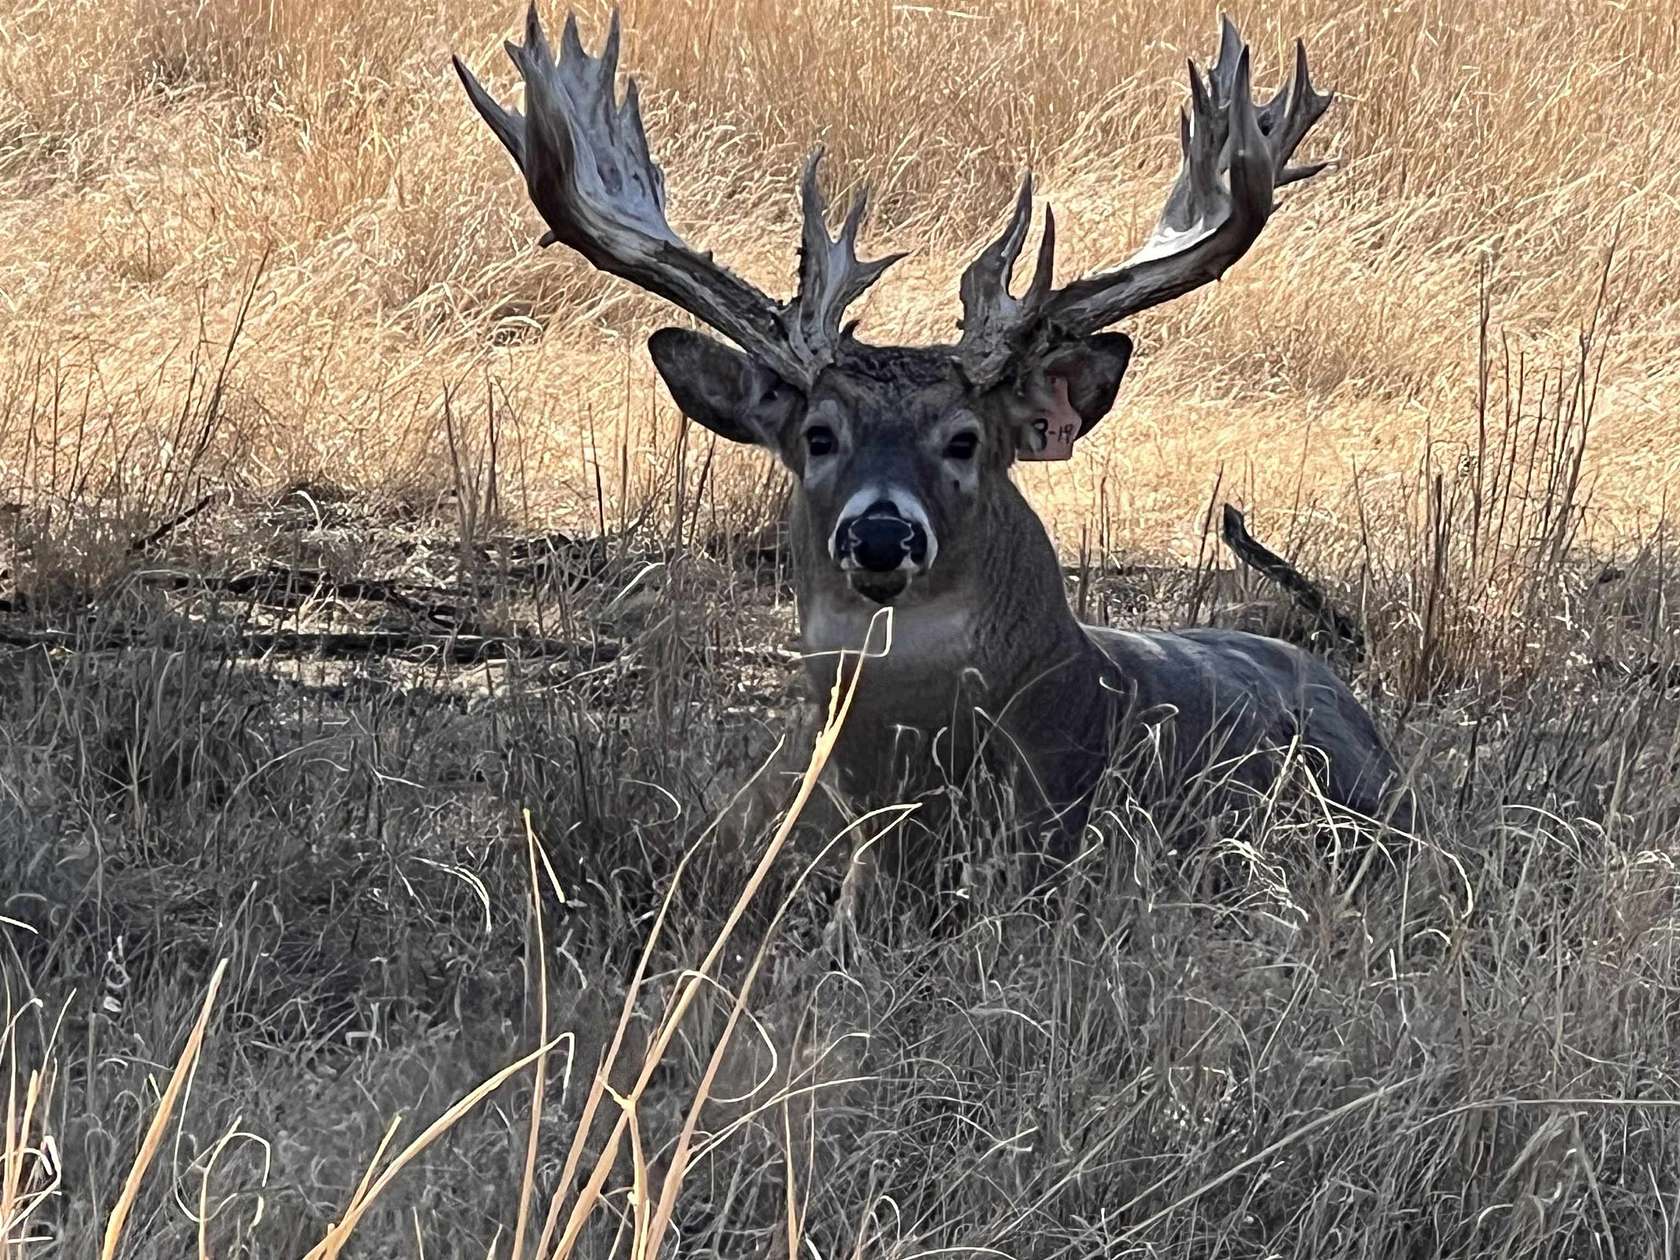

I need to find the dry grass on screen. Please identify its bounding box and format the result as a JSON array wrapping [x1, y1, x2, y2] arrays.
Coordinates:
[[9, 481, 1680, 1256], [2, 0, 1679, 549], [7, 1, 1680, 1257]]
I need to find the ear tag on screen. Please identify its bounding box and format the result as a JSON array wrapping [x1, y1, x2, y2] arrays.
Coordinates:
[[1018, 377, 1081, 462]]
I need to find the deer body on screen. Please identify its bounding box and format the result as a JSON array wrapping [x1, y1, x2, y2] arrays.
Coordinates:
[[456, 5, 1413, 871], [793, 439, 1406, 846]]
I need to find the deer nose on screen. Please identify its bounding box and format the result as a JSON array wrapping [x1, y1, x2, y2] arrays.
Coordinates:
[[836, 501, 928, 573]]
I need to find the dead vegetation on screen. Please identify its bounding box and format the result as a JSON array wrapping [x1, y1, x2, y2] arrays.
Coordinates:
[[6, 0, 1680, 1256], [7, 312, 1680, 1255], [1, 0, 1679, 542]]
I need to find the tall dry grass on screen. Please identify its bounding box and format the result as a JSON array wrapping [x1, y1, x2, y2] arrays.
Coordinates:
[[2, 0, 1679, 555], [10, 4, 1680, 1255]]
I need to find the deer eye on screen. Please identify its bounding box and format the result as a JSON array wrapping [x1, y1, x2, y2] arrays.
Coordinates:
[[804, 426, 837, 458], [944, 431, 980, 461]]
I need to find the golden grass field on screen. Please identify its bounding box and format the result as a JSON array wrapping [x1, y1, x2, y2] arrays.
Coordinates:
[[3, 0, 1678, 550], [9, 2, 1680, 1257]]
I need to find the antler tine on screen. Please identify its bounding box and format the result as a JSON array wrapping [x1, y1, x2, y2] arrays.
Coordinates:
[[1264, 40, 1336, 186], [956, 174, 1058, 387], [1158, 54, 1229, 240], [457, 5, 865, 387], [453, 44, 525, 168], [791, 152, 908, 363], [950, 17, 1334, 382], [1208, 14, 1245, 103]]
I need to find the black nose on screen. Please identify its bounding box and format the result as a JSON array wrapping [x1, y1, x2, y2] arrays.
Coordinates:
[[837, 502, 928, 574]]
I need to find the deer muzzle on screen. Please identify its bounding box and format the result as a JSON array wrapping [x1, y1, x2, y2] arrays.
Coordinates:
[[830, 494, 935, 604]]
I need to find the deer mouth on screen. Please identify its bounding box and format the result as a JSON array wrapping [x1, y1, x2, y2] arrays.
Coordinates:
[[847, 570, 912, 605]]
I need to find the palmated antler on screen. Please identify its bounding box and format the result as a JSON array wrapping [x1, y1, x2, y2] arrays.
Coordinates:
[[454, 5, 902, 388], [956, 16, 1335, 388]]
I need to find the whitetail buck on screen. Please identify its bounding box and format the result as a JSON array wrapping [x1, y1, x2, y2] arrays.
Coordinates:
[[455, 7, 1414, 882]]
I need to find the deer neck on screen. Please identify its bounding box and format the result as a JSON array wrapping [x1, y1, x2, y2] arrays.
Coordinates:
[[958, 478, 1095, 691]]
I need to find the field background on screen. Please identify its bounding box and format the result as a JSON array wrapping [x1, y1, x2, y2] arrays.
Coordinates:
[[3, 0, 1678, 550], [7, 1, 1680, 1257]]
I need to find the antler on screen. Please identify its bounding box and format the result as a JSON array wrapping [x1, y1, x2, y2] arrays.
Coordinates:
[[956, 16, 1335, 388], [454, 5, 901, 388]]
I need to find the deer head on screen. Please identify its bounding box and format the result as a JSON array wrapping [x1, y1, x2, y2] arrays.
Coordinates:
[[455, 6, 1333, 607]]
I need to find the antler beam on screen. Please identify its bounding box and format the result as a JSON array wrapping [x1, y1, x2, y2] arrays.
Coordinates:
[[956, 17, 1335, 388], [454, 5, 901, 388]]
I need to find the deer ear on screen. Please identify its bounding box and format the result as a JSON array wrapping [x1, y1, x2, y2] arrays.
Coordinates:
[[648, 328, 801, 447], [1043, 332, 1134, 436]]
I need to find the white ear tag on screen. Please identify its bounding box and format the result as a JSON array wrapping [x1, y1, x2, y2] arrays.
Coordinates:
[[1018, 377, 1081, 462]]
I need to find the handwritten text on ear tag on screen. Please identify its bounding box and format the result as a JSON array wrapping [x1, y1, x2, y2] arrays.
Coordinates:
[[1018, 377, 1081, 462]]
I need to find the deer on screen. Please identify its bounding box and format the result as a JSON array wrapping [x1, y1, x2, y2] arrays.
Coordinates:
[[454, 6, 1415, 903]]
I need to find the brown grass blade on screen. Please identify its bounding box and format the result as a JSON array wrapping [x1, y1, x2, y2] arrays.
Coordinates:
[[529, 832, 700, 1260], [303, 1034, 566, 1260], [511, 808, 554, 1260], [100, 956, 228, 1260], [555, 609, 877, 1260]]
